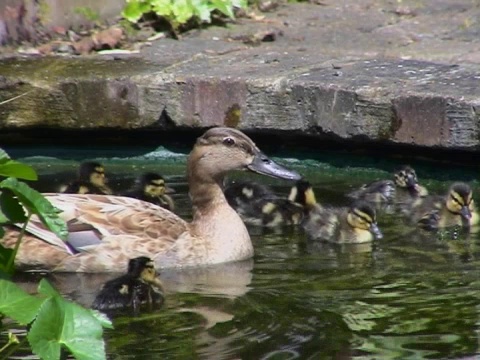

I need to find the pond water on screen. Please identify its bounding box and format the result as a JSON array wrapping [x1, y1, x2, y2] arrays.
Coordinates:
[[3, 143, 480, 360]]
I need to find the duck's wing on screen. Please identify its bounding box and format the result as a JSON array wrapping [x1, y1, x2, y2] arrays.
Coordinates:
[[3, 194, 189, 270]]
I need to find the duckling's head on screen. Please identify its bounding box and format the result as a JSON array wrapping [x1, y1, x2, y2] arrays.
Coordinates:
[[136, 172, 174, 197], [347, 201, 383, 239], [394, 165, 418, 189], [79, 161, 107, 187], [288, 180, 317, 210], [446, 182, 474, 220], [189, 127, 301, 182]]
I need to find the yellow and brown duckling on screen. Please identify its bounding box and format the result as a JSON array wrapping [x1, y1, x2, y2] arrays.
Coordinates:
[[92, 256, 164, 312], [409, 182, 479, 231], [121, 172, 175, 211], [224, 180, 315, 227], [303, 200, 383, 244], [61, 161, 113, 195], [347, 165, 428, 204]]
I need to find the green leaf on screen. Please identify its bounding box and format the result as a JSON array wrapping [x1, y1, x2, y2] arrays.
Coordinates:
[[122, 0, 152, 23], [191, 0, 211, 22], [0, 279, 46, 324], [0, 160, 38, 180], [90, 310, 114, 329], [28, 288, 110, 360], [0, 148, 11, 163], [0, 178, 68, 241], [172, 0, 194, 24], [0, 189, 27, 223], [38, 278, 61, 297], [151, 0, 174, 17], [210, 0, 234, 18], [28, 298, 63, 360]]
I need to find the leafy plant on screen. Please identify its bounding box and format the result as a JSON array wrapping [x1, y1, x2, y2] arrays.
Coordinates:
[[0, 149, 112, 359], [122, 0, 247, 30]]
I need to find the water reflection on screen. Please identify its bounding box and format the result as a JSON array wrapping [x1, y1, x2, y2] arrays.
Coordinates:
[[4, 159, 480, 359]]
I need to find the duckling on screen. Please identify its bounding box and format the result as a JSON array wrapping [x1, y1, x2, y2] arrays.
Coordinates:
[[121, 172, 175, 211], [347, 165, 428, 204], [303, 200, 383, 244], [92, 256, 164, 312], [224, 180, 315, 227], [61, 161, 113, 195], [409, 182, 479, 231]]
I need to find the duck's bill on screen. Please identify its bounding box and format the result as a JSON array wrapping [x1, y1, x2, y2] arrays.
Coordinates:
[[460, 206, 472, 220], [247, 151, 302, 181], [165, 185, 176, 194], [370, 223, 383, 240]]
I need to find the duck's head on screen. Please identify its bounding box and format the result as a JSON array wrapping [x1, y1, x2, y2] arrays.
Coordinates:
[[288, 180, 317, 210], [79, 161, 107, 187], [188, 127, 301, 182], [394, 165, 418, 189], [347, 201, 383, 239], [137, 172, 175, 197], [446, 182, 474, 220]]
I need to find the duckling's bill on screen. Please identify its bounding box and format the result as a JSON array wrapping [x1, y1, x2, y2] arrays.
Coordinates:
[[247, 151, 301, 181], [370, 223, 383, 240]]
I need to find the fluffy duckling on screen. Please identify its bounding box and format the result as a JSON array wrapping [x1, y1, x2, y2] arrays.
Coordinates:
[[303, 201, 383, 244], [409, 182, 479, 231], [224, 180, 315, 227], [121, 172, 175, 211], [61, 161, 113, 195], [347, 165, 428, 204], [92, 256, 164, 312]]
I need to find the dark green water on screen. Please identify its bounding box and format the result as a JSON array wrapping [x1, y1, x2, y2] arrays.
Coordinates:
[[3, 145, 480, 359]]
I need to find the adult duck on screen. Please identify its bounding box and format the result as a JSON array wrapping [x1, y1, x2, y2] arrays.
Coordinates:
[[2, 127, 301, 272]]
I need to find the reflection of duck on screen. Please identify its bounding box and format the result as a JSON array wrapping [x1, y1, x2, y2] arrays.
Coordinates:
[[121, 172, 175, 211], [408, 182, 479, 231], [347, 165, 428, 204], [304, 200, 383, 244], [61, 161, 113, 195], [224, 180, 315, 227], [3, 127, 301, 272], [92, 256, 164, 312]]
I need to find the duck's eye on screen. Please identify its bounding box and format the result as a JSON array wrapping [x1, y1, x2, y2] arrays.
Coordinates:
[[223, 137, 235, 146]]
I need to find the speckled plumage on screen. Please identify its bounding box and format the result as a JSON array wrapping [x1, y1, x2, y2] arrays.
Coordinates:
[[2, 127, 301, 272], [408, 182, 479, 231]]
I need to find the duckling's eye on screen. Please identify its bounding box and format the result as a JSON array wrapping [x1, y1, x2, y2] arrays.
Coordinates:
[[223, 137, 235, 146]]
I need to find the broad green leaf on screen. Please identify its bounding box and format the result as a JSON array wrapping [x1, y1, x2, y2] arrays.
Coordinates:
[[0, 178, 68, 241], [0, 279, 46, 324], [28, 293, 109, 360], [90, 310, 114, 329], [0, 148, 10, 163], [61, 301, 108, 360], [151, 0, 174, 17], [28, 298, 63, 360], [191, 0, 211, 22], [38, 278, 61, 297], [0, 160, 37, 180], [0, 189, 27, 223], [122, 0, 152, 23], [172, 0, 194, 24]]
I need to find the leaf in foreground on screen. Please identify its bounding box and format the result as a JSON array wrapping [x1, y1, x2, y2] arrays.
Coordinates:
[[0, 177, 68, 240], [27, 279, 113, 360], [0, 160, 38, 180], [0, 280, 46, 324]]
